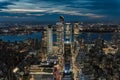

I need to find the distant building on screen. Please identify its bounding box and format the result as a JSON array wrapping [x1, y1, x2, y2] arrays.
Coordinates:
[[103, 46, 118, 54], [64, 23, 72, 43], [87, 33, 91, 52], [47, 56, 58, 64], [76, 48, 86, 64], [47, 25, 53, 55], [74, 23, 79, 35], [56, 16, 64, 55], [118, 41, 120, 52]]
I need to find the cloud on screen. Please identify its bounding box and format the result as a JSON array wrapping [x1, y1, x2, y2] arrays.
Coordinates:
[[49, 9, 104, 18], [0, 2, 14, 9], [26, 13, 44, 16], [0, 16, 27, 18], [0, 0, 105, 18], [1, 0, 120, 21], [0, 0, 8, 2], [2, 9, 47, 13]]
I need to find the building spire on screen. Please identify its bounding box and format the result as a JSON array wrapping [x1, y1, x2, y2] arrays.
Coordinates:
[[60, 16, 64, 23]]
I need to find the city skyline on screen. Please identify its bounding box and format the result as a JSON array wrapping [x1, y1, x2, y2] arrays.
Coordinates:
[[0, 0, 120, 22]]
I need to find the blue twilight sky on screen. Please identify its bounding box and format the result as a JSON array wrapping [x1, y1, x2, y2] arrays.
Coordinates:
[[0, 0, 120, 22]]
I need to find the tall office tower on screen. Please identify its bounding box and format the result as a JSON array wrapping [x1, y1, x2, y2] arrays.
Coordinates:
[[80, 36, 85, 49], [64, 23, 72, 43], [47, 25, 53, 55], [56, 16, 64, 55], [95, 35, 104, 50], [74, 23, 79, 35], [79, 24, 83, 44], [63, 23, 73, 74], [112, 33, 116, 44], [74, 23, 80, 53], [87, 33, 91, 53], [41, 30, 47, 54]]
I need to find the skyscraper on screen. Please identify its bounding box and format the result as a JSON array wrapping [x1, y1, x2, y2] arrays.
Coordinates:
[[74, 23, 80, 53], [64, 23, 72, 43], [47, 25, 53, 55], [56, 16, 64, 55]]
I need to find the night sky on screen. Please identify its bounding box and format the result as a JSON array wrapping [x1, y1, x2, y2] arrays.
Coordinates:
[[0, 0, 120, 22]]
